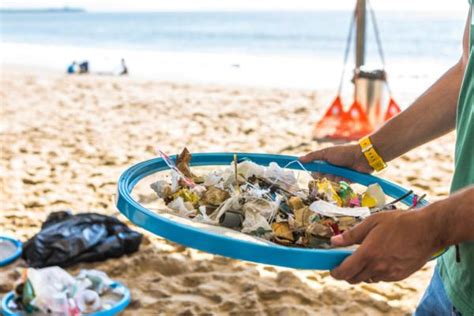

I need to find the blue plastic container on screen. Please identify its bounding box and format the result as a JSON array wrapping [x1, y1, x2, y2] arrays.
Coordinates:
[[1, 282, 131, 316], [116, 153, 428, 270], [0, 236, 22, 267]]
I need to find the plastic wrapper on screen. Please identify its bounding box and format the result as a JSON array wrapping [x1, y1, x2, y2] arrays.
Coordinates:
[[236, 160, 265, 179], [362, 183, 386, 209], [271, 222, 294, 243], [168, 197, 195, 216], [309, 200, 371, 218], [201, 186, 230, 207]]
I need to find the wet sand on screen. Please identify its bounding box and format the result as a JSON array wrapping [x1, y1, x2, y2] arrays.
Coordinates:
[[0, 65, 456, 315]]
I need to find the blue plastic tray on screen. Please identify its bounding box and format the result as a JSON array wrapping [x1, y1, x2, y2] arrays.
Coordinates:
[[116, 153, 427, 270], [1, 282, 131, 316], [0, 236, 22, 267]]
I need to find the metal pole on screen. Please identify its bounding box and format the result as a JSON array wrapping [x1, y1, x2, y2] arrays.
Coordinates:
[[355, 0, 366, 69]]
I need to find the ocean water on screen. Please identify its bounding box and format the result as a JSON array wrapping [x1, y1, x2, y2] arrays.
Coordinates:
[[0, 11, 466, 61], [0, 10, 467, 95]]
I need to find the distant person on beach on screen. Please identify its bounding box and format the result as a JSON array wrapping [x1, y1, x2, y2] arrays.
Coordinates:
[[302, 4, 473, 315], [67, 61, 78, 74], [119, 58, 128, 76]]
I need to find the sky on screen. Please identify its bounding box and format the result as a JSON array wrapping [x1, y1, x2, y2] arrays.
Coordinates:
[[0, 0, 469, 13]]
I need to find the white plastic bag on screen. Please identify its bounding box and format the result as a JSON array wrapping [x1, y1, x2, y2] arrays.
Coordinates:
[[27, 267, 76, 314], [263, 162, 297, 189]]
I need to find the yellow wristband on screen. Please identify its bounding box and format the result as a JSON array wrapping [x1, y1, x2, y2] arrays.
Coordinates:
[[359, 136, 387, 172]]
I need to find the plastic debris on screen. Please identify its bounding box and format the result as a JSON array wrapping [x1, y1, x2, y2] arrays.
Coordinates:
[[363, 183, 386, 209], [271, 222, 294, 243], [7, 267, 126, 316], [309, 200, 371, 218], [236, 160, 265, 179], [241, 210, 272, 235], [168, 197, 195, 216], [150, 180, 173, 199], [219, 211, 244, 229], [264, 162, 297, 190], [22, 211, 142, 268], [201, 186, 230, 207], [150, 148, 420, 249]]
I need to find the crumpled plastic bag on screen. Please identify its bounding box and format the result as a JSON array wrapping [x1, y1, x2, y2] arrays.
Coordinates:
[[242, 183, 270, 199], [27, 266, 76, 314], [204, 170, 224, 187], [236, 160, 264, 179], [242, 198, 277, 220], [168, 197, 195, 216], [241, 210, 272, 234], [263, 162, 297, 189], [193, 206, 214, 224], [22, 211, 143, 268], [210, 196, 243, 221]]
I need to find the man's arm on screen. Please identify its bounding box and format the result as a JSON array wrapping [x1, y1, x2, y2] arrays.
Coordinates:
[[432, 186, 474, 248], [300, 13, 471, 169], [372, 11, 470, 162], [329, 186, 474, 284]]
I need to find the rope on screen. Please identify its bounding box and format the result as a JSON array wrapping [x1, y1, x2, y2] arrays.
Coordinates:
[[337, 8, 357, 95], [367, 0, 393, 96]]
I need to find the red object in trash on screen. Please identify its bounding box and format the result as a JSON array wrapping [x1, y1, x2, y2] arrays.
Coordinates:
[[383, 97, 402, 121], [332, 100, 373, 141], [312, 96, 345, 139]]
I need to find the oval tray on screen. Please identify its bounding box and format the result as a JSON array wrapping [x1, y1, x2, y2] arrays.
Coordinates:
[[116, 153, 427, 270], [0, 236, 22, 267], [1, 282, 131, 316]]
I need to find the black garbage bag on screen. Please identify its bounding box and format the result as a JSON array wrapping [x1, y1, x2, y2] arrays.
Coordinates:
[[22, 211, 142, 268]]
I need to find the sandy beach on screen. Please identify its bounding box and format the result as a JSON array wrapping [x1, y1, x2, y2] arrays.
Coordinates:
[[0, 65, 456, 315]]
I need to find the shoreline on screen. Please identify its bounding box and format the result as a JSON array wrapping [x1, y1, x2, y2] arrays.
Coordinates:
[[1, 41, 454, 106]]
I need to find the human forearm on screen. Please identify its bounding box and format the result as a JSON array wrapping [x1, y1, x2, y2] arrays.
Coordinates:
[[370, 13, 471, 163], [370, 61, 464, 162], [428, 186, 474, 248]]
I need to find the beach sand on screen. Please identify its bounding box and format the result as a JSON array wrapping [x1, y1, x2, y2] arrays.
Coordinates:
[[0, 65, 456, 315]]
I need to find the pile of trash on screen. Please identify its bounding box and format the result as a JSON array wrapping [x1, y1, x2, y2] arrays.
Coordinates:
[[6, 267, 126, 315], [151, 149, 405, 249]]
